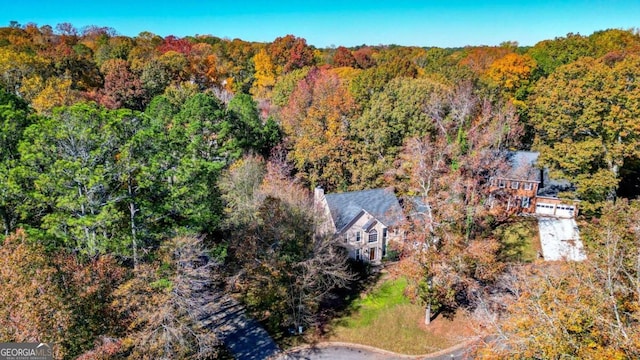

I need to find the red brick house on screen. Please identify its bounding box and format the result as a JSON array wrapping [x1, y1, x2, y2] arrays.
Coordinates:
[[488, 151, 578, 218]]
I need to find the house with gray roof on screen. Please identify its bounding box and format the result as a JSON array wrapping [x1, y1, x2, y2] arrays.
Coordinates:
[[314, 187, 404, 264], [488, 151, 578, 218]]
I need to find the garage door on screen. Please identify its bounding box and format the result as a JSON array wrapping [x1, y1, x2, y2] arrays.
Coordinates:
[[536, 203, 556, 216], [555, 205, 575, 218]]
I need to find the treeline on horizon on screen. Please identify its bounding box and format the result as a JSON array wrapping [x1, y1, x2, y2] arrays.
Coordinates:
[[1, 21, 640, 359], [3, 22, 640, 199]]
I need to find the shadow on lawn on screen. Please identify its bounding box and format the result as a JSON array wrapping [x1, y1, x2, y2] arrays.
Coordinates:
[[495, 219, 539, 263], [264, 260, 384, 349], [315, 259, 383, 338]]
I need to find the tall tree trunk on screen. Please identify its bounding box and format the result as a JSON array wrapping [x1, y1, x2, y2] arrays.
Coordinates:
[[608, 163, 620, 201], [605, 139, 620, 201], [79, 184, 92, 249], [425, 278, 433, 325], [130, 201, 138, 270], [128, 176, 139, 270], [1, 207, 10, 236], [425, 302, 431, 325]]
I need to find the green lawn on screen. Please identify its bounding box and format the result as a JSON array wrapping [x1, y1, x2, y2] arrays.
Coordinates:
[[326, 277, 461, 355], [494, 219, 540, 262]]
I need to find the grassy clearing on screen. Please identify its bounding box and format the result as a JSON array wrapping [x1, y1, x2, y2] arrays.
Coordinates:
[[338, 277, 409, 327], [495, 219, 540, 262], [325, 277, 469, 355]]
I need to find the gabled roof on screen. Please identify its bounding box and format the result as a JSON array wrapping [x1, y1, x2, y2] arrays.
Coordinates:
[[501, 151, 574, 196], [362, 218, 378, 232], [502, 151, 541, 182], [324, 188, 404, 231]]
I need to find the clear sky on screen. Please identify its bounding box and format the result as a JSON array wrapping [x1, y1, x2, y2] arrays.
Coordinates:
[[2, 0, 638, 48]]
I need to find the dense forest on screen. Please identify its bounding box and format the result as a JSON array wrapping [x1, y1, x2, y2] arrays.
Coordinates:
[[1, 21, 640, 359]]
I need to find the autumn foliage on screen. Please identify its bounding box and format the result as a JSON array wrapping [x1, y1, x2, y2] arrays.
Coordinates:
[[0, 229, 127, 359], [0, 230, 71, 358], [1, 21, 640, 359], [280, 67, 356, 189]]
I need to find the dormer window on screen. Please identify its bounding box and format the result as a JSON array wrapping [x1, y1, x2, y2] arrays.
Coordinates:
[[524, 182, 533, 190], [498, 179, 506, 188], [511, 181, 519, 190]]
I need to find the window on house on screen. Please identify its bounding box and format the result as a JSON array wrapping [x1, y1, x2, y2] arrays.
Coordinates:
[[368, 229, 378, 243], [511, 181, 519, 189], [490, 177, 497, 186], [355, 249, 361, 261], [356, 231, 361, 242], [498, 179, 506, 188], [382, 228, 388, 242], [522, 196, 530, 208], [524, 182, 533, 190], [344, 233, 349, 243]]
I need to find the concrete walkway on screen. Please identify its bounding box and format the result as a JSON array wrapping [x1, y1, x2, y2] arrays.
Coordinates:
[[209, 294, 281, 360]]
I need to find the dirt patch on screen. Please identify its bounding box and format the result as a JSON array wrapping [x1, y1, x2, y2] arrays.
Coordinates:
[[420, 310, 477, 342]]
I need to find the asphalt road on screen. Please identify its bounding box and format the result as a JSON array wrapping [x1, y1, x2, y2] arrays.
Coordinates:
[[277, 345, 399, 360], [275, 343, 474, 360]]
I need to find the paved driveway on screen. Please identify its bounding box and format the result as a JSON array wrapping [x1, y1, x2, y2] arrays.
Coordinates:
[[538, 217, 586, 261], [209, 294, 281, 360]]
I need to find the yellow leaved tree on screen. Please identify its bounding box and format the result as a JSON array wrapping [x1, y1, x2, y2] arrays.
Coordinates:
[[251, 48, 276, 98]]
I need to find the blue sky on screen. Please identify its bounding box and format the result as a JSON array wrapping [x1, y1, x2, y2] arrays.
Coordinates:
[[2, 1, 638, 47]]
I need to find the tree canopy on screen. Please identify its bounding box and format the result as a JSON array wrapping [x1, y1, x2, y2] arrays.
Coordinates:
[[2, 22, 640, 359]]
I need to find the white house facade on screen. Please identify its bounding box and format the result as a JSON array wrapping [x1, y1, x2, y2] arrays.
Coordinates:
[[314, 187, 403, 264]]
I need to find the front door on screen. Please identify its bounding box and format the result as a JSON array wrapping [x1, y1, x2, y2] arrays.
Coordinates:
[[369, 247, 376, 261]]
